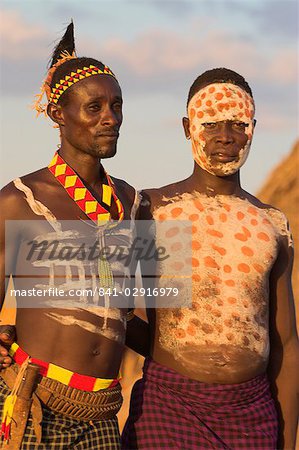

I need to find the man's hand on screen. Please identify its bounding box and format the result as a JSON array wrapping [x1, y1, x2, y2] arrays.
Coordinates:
[[0, 325, 16, 370]]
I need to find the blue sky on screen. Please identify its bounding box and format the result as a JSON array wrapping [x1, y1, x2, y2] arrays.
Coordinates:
[[0, 0, 298, 193]]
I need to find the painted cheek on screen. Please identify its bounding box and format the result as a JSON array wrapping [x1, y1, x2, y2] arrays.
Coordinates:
[[191, 132, 210, 171], [197, 123, 206, 139], [192, 134, 206, 160], [244, 120, 254, 142], [189, 115, 204, 140], [191, 124, 206, 153]]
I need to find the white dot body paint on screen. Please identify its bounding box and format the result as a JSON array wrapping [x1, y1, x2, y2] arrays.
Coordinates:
[[151, 194, 292, 366], [187, 83, 255, 176]]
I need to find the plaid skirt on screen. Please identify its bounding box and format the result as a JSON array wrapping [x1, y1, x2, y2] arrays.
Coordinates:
[[122, 358, 278, 450], [0, 377, 121, 449]]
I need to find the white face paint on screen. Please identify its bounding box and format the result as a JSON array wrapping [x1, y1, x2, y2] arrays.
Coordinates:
[[187, 83, 255, 176]]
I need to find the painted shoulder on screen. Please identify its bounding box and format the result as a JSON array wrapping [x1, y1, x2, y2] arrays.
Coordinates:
[[264, 207, 293, 248], [245, 191, 293, 247], [140, 180, 187, 214]]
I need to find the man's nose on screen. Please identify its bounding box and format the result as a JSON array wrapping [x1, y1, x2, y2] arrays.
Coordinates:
[[216, 122, 234, 143], [101, 106, 120, 127]]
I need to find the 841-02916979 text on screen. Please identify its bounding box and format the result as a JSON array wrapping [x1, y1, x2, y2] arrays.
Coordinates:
[[97, 287, 179, 297]]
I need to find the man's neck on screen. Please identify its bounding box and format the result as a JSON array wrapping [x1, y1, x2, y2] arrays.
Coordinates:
[[188, 162, 243, 197], [58, 146, 103, 189]]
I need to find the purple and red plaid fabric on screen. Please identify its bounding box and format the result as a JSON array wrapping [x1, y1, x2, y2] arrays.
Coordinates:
[[122, 358, 278, 449]]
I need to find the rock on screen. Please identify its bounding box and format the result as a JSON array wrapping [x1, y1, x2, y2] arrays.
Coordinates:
[[257, 140, 299, 325]]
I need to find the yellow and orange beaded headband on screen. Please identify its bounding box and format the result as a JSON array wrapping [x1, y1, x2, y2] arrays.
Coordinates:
[[49, 64, 116, 104], [33, 51, 116, 116]]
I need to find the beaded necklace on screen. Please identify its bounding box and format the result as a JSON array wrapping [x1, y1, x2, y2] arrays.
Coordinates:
[[48, 151, 124, 290], [48, 151, 124, 223]]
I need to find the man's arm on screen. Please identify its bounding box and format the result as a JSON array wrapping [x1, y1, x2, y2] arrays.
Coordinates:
[[125, 190, 155, 357], [125, 310, 150, 357], [268, 237, 299, 449], [0, 185, 21, 368]]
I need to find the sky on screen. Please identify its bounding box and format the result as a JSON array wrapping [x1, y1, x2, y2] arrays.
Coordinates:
[[0, 0, 298, 194]]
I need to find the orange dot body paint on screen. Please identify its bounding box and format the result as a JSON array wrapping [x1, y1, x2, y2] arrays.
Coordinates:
[[152, 192, 293, 365], [187, 83, 255, 176], [189, 213, 199, 221]]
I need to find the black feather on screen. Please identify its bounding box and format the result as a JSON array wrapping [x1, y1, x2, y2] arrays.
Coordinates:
[[48, 21, 75, 68]]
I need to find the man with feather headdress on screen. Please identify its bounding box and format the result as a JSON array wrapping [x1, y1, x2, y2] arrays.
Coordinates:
[[0, 22, 138, 449]]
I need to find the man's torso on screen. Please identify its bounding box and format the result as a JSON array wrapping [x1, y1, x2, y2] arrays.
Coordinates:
[[141, 184, 290, 383], [5, 167, 137, 378]]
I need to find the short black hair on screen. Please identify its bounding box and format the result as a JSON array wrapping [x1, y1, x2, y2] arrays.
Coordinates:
[[187, 68, 253, 106]]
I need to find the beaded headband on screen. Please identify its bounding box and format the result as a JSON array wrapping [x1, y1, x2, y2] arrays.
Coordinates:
[[49, 64, 116, 104], [33, 51, 116, 116]]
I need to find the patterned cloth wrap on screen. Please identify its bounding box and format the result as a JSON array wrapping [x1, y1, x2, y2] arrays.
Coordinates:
[[0, 376, 121, 450], [122, 358, 278, 450]]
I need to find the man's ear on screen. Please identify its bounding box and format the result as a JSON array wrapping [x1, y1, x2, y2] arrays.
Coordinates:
[[182, 117, 190, 140], [47, 103, 65, 126]]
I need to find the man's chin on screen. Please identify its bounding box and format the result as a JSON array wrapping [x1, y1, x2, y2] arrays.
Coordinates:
[[94, 146, 117, 159], [212, 165, 239, 177]]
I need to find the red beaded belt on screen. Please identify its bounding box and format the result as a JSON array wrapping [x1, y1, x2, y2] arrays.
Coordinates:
[[9, 343, 119, 392]]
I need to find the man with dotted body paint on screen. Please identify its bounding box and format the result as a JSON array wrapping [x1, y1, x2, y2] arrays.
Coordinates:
[[123, 68, 298, 449]]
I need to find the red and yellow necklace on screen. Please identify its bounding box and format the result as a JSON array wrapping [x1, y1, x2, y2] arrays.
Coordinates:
[[48, 151, 124, 290], [48, 151, 124, 224]]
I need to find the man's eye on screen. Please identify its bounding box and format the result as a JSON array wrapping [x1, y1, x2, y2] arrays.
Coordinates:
[[202, 122, 217, 129], [113, 103, 122, 111], [232, 122, 248, 130], [89, 104, 101, 111]]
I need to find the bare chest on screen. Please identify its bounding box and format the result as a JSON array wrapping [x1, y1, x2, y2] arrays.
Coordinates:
[[153, 194, 282, 363]]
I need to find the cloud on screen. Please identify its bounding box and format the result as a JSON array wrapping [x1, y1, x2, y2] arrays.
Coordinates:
[[252, 0, 298, 39], [93, 25, 297, 132], [220, 0, 298, 39], [96, 27, 297, 86], [256, 109, 297, 131], [265, 49, 298, 84], [1, 6, 297, 136], [0, 9, 50, 59], [101, 30, 202, 75]]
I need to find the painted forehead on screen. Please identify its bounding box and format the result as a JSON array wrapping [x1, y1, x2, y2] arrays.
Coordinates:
[[188, 83, 255, 123]]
